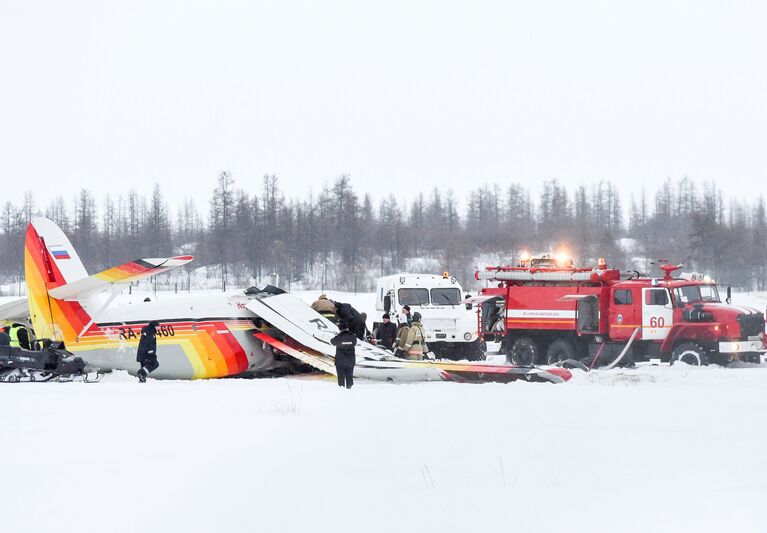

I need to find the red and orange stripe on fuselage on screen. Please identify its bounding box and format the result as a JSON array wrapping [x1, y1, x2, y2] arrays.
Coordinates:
[[70, 318, 255, 378]]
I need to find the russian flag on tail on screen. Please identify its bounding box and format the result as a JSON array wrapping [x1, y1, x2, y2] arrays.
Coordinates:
[[49, 246, 71, 260]]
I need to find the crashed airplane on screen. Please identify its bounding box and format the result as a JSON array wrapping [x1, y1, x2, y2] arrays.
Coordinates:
[[0, 217, 571, 384]]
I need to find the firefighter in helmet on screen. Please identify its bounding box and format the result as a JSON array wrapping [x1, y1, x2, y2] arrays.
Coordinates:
[[400, 312, 428, 360], [311, 294, 338, 324]]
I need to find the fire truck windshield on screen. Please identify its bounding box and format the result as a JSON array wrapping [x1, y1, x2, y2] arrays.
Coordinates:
[[674, 284, 720, 306]]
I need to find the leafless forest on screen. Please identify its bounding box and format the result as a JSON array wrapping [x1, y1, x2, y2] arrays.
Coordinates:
[[1, 174, 764, 292]]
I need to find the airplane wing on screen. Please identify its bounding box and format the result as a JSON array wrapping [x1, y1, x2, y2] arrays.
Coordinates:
[[245, 295, 339, 357], [48, 256, 194, 301], [0, 298, 29, 323], [246, 293, 572, 384], [245, 293, 394, 360]]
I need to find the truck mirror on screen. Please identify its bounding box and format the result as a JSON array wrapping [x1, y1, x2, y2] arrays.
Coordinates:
[[383, 294, 391, 313], [726, 286, 732, 304]]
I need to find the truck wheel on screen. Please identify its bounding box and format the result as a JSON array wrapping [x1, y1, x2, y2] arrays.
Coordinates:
[[545, 339, 576, 365], [508, 337, 540, 366], [500, 337, 511, 355], [670, 342, 710, 366], [462, 340, 485, 361]]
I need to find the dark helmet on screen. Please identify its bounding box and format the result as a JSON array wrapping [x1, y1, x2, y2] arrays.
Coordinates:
[[147, 320, 160, 328], [412, 312, 422, 322], [338, 320, 350, 331], [382, 313, 390, 319]]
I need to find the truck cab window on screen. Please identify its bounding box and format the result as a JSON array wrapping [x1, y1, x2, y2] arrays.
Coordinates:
[[614, 289, 633, 305], [398, 288, 430, 306], [645, 289, 669, 306], [430, 288, 461, 305], [674, 285, 719, 306]]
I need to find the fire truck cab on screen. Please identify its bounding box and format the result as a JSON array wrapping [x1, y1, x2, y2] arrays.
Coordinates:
[[476, 256, 766, 367]]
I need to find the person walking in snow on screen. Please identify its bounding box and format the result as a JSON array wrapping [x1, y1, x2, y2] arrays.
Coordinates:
[[330, 321, 357, 389], [136, 321, 160, 383]]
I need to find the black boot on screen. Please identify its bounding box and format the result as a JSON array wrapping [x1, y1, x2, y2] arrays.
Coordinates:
[[138, 368, 147, 383]]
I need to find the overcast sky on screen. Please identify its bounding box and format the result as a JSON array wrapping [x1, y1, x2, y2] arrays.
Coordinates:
[[1, 1, 765, 211]]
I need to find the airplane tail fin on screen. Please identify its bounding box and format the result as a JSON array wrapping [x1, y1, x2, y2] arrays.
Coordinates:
[[24, 217, 91, 342]]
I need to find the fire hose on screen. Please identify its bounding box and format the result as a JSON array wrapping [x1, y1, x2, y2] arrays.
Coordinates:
[[600, 327, 640, 370]]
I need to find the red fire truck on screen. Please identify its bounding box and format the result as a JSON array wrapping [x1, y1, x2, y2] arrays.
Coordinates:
[[475, 255, 766, 367]]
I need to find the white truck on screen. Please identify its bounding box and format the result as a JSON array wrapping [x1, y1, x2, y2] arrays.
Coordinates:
[[373, 273, 484, 360]]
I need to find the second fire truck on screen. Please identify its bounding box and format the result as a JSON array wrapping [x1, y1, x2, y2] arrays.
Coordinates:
[[476, 255, 766, 366]]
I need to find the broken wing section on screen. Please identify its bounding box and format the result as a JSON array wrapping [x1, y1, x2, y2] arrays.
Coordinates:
[[254, 331, 336, 375], [245, 292, 572, 384]]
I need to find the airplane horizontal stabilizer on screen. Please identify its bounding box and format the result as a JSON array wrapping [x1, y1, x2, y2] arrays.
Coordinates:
[[0, 298, 30, 324], [47, 256, 194, 300]]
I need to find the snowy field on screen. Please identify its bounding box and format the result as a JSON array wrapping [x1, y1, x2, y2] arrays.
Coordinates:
[[2, 365, 767, 532], [1, 290, 767, 532]]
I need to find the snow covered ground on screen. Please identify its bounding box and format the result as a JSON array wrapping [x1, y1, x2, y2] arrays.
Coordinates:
[[1, 290, 767, 532], [1, 365, 766, 532]]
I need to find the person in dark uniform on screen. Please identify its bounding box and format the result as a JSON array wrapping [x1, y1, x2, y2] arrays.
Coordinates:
[[335, 302, 367, 341], [330, 321, 357, 389], [374, 313, 398, 350], [136, 321, 160, 383], [359, 312, 373, 341]]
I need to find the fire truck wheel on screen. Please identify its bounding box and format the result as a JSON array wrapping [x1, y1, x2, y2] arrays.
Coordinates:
[[508, 337, 541, 366], [545, 339, 576, 365], [670, 343, 710, 366]]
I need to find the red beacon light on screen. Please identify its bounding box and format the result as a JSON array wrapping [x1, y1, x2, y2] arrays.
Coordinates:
[[660, 263, 684, 281]]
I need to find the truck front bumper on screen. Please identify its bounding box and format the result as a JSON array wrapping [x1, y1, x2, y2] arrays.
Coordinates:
[[718, 340, 767, 353]]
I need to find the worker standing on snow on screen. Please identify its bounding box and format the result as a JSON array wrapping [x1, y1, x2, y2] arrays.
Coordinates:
[[330, 320, 357, 389], [400, 305, 413, 327], [401, 312, 428, 360], [375, 313, 398, 350], [394, 322, 409, 356], [136, 321, 160, 383], [359, 312, 373, 341], [311, 294, 338, 323]]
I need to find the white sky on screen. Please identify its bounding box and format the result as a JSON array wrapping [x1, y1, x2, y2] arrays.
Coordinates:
[[1, 0, 765, 212]]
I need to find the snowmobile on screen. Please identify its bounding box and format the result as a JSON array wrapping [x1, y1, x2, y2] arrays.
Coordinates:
[[0, 341, 101, 383]]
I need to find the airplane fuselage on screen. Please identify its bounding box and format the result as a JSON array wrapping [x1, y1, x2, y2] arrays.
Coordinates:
[[67, 292, 279, 379]]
